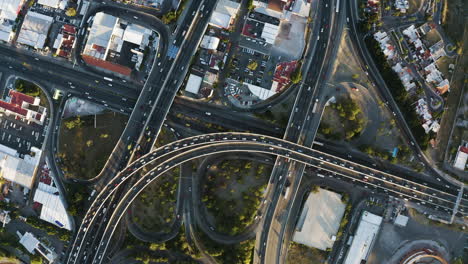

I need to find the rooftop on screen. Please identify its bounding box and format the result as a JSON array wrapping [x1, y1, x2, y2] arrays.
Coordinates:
[[0, 0, 23, 21], [293, 188, 346, 250], [343, 211, 382, 264], [17, 11, 53, 49]]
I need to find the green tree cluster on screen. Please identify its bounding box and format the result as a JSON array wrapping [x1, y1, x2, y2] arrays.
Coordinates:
[[202, 160, 271, 235], [15, 79, 40, 97], [290, 67, 302, 84], [27, 216, 71, 241], [64, 116, 84, 130], [65, 182, 88, 218]]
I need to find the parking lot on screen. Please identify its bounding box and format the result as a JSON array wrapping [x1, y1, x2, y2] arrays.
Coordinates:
[[228, 46, 277, 88], [0, 114, 46, 156]]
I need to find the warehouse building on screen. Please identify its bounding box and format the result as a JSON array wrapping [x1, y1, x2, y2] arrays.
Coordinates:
[[17, 11, 53, 49], [209, 0, 240, 29], [293, 188, 346, 250], [0, 0, 24, 42], [343, 211, 383, 264], [33, 182, 72, 230], [0, 145, 41, 190]]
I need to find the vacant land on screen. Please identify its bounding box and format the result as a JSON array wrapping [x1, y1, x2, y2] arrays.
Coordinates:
[[286, 242, 327, 264], [132, 167, 179, 233], [202, 158, 272, 235], [58, 112, 128, 179], [442, 0, 465, 45]]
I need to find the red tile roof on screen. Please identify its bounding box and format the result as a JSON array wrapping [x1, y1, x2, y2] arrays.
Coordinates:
[[460, 146, 468, 154], [82, 55, 132, 76], [9, 90, 34, 105]]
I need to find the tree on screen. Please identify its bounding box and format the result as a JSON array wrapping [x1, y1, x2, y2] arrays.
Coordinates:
[[311, 185, 319, 193], [290, 68, 302, 84], [247, 0, 254, 11], [247, 61, 258, 70], [66, 8, 77, 17]]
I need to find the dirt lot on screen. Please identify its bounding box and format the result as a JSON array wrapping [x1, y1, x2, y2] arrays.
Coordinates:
[[58, 112, 128, 179], [424, 29, 442, 47]]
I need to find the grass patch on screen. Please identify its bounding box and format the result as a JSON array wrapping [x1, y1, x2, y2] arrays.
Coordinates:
[[202, 159, 272, 235], [58, 112, 128, 180]]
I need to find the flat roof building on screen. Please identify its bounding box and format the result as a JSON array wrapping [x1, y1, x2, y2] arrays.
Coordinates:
[[0, 0, 24, 42], [209, 0, 240, 29], [185, 74, 203, 95], [17, 11, 53, 49], [0, 0, 23, 21], [394, 214, 409, 227], [293, 188, 346, 250], [83, 12, 153, 75], [83, 12, 117, 60], [18, 231, 58, 263], [37, 0, 60, 8], [453, 144, 468, 171], [0, 145, 41, 189], [33, 182, 72, 230], [343, 211, 382, 264], [200, 35, 220, 50]]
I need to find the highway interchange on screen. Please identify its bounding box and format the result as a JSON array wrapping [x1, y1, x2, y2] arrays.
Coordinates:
[[0, 0, 466, 263]]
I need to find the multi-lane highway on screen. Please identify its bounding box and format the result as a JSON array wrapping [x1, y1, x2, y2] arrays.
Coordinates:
[[1, 0, 465, 262], [67, 132, 467, 263]]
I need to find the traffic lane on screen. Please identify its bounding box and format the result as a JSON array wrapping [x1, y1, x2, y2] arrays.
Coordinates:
[[94, 143, 294, 262], [73, 134, 460, 262], [0, 50, 139, 99], [312, 141, 459, 195]]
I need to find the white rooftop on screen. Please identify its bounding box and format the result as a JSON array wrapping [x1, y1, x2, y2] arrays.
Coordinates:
[[185, 74, 203, 94], [17, 11, 53, 49], [209, 11, 231, 29], [122, 23, 151, 46], [209, 0, 240, 29], [19, 232, 39, 254], [454, 146, 468, 170], [0, 0, 23, 21], [34, 184, 72, 230], [245, 82, 276, 100], [200, 35, 220, 50], [0, 146, 41, 189], [343, 211, 382, 264], [37, 0, 60, 8], [84, 12, 117, 55], [290, 0, 311, 17], [215, 0, 240, 17], [394, 214, 409, 227], [261, 22, 279, 44], [293, 188, 346, 250]]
